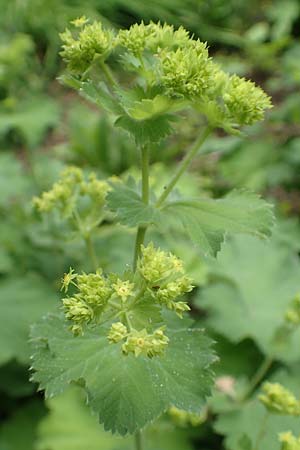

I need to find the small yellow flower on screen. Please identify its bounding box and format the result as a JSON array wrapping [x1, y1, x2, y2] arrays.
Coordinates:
[[112, 279, 134, 302], [61, 268, 77, 293], [70, 16, 89, 28]]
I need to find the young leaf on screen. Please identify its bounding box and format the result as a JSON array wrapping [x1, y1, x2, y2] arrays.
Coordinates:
[[115, 113, 174, 146], [31, 314, 216, 435], [107, 179, 160, 227], [127, 96, 172, 120], [162, 190, 274, 256], [196, 235, 300, 362], [59, 75, 123, 116]]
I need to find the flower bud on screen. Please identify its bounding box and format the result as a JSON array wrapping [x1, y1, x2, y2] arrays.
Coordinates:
[[108, 322, 128, 343]]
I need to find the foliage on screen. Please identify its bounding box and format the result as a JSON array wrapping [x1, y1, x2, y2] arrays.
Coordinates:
[[0, 1, 300, 450]]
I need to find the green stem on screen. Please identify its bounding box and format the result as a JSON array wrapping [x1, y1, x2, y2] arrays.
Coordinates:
[[155, 126, 212, 207], [84, 234, 98, 271], [100, 60, 117, 89], [134, 430, 143, 450], [241, 356, 273, 402], [124, 312, 133, 331], [253, 412, 269, 450], [133, 145, 150, 270]]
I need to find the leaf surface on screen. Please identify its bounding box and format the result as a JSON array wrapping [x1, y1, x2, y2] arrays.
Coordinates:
[[37, 386, 194, 450], [31, 314, 216, 435], [162, 190, 274, 256], [196, 235, 300, 361], [107, 179, 160, 227]]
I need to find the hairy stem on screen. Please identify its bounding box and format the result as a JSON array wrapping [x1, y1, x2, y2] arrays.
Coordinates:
[[133, 145, 150, 270], [100, 60, 117, 89], [84, 234, 98, 271], [134, 430, 143, 450], [156, 126, 212, 207], [241, 356, 273, 402]]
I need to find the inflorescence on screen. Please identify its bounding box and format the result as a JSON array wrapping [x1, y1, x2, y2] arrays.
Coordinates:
[[259, 382, 300, 416], [61, 243, 193, 358], [33, 167, 109, 235], [60, 18, 272, 131]]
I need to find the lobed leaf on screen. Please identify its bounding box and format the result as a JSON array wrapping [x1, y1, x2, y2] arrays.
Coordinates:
[[196, 235, 300, 361], [37, 386, 194, 450], [107, 179, 161, 227], [115, 113, 174, 146], [162, 190, 274, 256], [30, 314, 216, 435]]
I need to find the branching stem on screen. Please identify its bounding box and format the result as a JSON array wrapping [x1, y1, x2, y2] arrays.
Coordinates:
[[100, 60, 117, 89], [155, 126, 212, 207], [133, 145, 150, 270], [241, 356, 273, 402], [84, 234, 98, 271]]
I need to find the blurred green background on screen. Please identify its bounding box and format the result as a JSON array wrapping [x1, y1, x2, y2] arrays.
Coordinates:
[[0, 1, 300, 449]]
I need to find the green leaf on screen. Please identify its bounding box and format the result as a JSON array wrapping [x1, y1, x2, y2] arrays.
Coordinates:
[[0, 400, 46, 450], [129, 297, 163, 330], [0, 275, 57, 365], [128, 96, 172, 120], [60, 75, 123, 116], [196, 235, 300, 362], [115, 113, 174, 146], [37, 386, 128, 450], [162, 190, 274, 256], [31, 314, 216, 435], [214, 367, 300, 450], [238, 434, 253, 450], [37, 386, 194, 450], [107, 179, 160, 227]]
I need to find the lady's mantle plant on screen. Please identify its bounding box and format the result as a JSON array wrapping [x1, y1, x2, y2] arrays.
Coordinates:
[[30, 18, 273, 445]]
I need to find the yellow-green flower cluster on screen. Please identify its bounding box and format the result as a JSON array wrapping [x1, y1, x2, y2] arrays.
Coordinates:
[[169, 406, 206, 427], [285, 294, 300, 326], [158, 40, 213, 99], [33, 167, 109, 227], [107, 322, 128, 343], [60, 19, 114, 74], [138, 243, 193, 317], [279, 432, 300, 450], [121, 327, 169, 358], [60, 18, 272, 128], [222, 75, 272, 126], [60, 244, 193, 357], [62, 268, 112, 335], [33, 166, 82, 215], [259, 382, 300, 416], [117, 21, 190, 56]]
